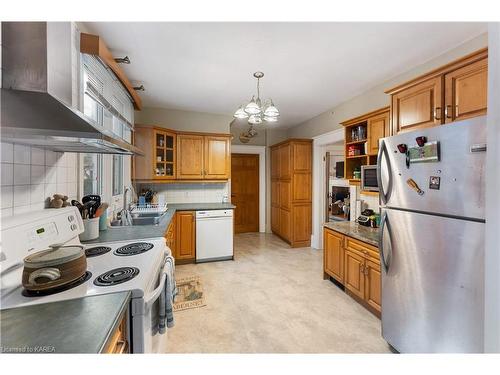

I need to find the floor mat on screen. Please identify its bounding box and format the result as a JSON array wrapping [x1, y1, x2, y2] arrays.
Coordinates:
[[173, 275, 206, 311]]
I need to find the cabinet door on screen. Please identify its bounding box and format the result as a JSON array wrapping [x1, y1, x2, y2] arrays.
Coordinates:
[[175, 211, 195, 260], [177, 134, 204, 179], [271, 147, 280, 179], [153, 130, 176, 179], [324, 229, 344, 283], [364, 259, 381, 313], [279, 144, 291, 179], [367, 112, 389, 155], [292, 142, 312, 173], [271, 206, 280, 233], [271, 180, 280, 207], [279, 208, 291, 241], [344, 249, 365, 299], [279, 180, 291, 210], [204, 136, 230, 179], [292, 204, 311, 245], [391, 76, 443, 134], [444, 58, 488, 123]]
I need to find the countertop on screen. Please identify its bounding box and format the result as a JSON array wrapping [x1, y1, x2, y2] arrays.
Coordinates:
[[0, 292, 131, 353], [83, 202, 235, 244], [323, 221, 379, 247]]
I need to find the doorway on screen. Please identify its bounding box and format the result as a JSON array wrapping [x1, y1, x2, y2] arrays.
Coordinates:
[[231, 153, 260, 233]]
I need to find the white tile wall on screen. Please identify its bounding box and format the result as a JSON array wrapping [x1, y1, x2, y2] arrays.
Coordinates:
[[138, 182, 229, 204], [0, 142, 79, 218]]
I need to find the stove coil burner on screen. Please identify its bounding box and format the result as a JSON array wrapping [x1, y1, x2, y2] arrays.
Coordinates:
[[93, 267, 140, 287], [85, 246, 112, 258], [22, 272, 92, 297], [114, 242, 154, 256]]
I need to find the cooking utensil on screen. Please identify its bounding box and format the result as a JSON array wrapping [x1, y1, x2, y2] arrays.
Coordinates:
[[82, 195, 101, 210], [22, 244, 87, 292], [71, 200, 84, 216], [94, 202, 109, 218], [82, 200, 96, 219]]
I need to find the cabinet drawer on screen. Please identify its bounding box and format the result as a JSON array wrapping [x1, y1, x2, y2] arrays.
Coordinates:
[[345, 237, 379, 264]]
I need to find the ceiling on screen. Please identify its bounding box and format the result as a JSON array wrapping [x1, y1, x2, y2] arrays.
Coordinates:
[[83, 22, 487, 128]]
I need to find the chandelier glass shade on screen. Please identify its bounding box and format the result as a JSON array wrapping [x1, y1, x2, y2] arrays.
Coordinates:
[[234, 72, 279, 124]]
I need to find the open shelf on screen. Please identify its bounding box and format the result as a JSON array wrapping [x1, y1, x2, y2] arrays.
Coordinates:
[[345, 139, 368, 146], [346, 154, 368, 159]]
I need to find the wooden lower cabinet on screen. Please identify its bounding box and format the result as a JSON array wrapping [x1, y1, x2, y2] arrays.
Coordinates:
[[323, 228, 344, 283], [103, 313, 129, 354], [323, 227, 381, 317], [344, 249, 366, 300], [170, 211, 196, 263]]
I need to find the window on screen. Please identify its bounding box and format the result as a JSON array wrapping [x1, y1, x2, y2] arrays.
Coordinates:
[[112, 155, 124, 196], [83, 154, 103, 196]]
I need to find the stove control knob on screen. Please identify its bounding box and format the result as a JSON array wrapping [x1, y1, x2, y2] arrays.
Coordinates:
[[68, 215, 74, 222], [70, 224, 78, 231]]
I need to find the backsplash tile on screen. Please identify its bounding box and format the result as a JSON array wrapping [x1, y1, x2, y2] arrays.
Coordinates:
[[137, 182, 229, 204], [0, 142, 78, 217]]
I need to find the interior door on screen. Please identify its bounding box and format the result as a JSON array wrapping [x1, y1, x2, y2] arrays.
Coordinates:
[[444, 58, 488, 123], [231, 154, 259, 233], [380, 208, 484, 353], [204, 136, 230, 179], [391, 76, 443, 134], [177, 134, 204, 179]]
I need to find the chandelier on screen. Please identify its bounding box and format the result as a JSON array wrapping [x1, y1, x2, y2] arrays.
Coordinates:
[[234, 71, 280, 125]]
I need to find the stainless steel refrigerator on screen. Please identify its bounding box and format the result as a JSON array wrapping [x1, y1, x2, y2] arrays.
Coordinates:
[[377, 116, 486, 353]]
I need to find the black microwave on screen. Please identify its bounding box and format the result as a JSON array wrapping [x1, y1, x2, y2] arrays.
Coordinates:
[[361, 165, 379, 192]]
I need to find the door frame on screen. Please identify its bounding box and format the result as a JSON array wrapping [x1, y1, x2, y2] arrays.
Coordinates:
[[311, 128, 345, 249], [231, 145, 266, 233]]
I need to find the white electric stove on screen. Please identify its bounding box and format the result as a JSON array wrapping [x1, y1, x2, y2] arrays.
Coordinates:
[[0, 207, 173, 353]]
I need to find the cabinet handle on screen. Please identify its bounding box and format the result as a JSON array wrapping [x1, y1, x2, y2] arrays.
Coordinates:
[[433, 107, 441, 120], [364, 265, 369, 276], [445, 105, 452, 119], [360, 264, 365, 274]]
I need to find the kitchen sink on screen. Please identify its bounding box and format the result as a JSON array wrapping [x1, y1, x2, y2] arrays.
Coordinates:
[[110, 210, 168, 227]]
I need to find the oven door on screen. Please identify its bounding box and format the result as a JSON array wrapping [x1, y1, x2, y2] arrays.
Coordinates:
[[131, 258, 170, 353]]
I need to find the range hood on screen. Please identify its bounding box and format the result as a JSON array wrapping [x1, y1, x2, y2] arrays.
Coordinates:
[[0, 22, 143, 155]]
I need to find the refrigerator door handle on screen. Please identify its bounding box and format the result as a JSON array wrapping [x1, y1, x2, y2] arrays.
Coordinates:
[[378, 210, 392, 273], [377, 139, 392, 205]]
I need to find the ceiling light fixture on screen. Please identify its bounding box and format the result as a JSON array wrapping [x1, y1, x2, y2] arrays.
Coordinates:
[[234, 72, 280, 125]]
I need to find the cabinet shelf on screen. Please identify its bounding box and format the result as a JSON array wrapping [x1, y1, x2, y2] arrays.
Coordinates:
[[345, 139, 367, 146], [346, 155, 368, 159]]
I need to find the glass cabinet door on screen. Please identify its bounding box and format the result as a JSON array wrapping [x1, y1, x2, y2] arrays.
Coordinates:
[[153, 130, 176, 179]]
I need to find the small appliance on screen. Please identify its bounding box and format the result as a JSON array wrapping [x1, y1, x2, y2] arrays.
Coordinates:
[[361, 165, 379, 191]]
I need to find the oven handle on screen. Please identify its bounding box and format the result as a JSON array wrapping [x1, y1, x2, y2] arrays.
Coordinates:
[[143, 260, 169, 312]]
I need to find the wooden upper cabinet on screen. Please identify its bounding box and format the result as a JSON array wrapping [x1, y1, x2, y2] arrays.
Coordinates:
[[175, 211, 195, 260], [367, 111, 389, 155], [444, 57, 488, 123], [177, 134, 205, 179], [387, 48, 488, 134], [391, 76, 442, 134], [324, 229, 344, 283], [292, 142, 312, 172], [204, 136, 230, 179]]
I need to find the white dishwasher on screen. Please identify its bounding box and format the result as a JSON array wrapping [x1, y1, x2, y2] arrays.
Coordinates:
[[196, 209, 234, 263]]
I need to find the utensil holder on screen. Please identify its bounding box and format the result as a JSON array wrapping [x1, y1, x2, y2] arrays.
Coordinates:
[[80, 218, 100, 241]]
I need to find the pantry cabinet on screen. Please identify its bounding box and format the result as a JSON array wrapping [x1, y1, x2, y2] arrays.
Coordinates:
[[133, 125, 231, 182], [386, 48, 488, 134], [323, 227, 381, 317], [271, 139, 312, 248]]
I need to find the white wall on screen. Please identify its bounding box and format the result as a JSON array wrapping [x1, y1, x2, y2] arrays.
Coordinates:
[[135, 106, 233, 133], [484, 22, 500, 353], [288, 33, 488, 139]]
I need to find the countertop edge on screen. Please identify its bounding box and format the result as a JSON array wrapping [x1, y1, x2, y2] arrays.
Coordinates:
[[323, 222, 379, 248]]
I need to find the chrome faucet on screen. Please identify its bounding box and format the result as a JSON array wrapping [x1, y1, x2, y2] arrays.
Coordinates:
[[119, 186, 133, 226]]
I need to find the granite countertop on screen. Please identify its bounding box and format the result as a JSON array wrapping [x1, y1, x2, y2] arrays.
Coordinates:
[[0, 292, 131, 353], [323, 221, 379, 247], [83, 202, 235, 244]]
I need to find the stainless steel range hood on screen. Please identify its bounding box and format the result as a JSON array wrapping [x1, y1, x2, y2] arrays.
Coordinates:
[[0, 22, 143, 155]]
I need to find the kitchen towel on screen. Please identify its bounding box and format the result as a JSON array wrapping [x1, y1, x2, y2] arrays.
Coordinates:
[[159, 255, 177, 333]]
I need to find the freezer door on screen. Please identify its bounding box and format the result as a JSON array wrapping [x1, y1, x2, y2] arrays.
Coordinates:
[[379, 208, 484, 353], [378, 116, 486, 220]]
